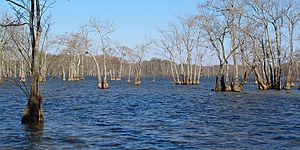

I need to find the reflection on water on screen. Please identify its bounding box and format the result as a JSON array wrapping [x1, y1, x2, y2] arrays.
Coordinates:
[[23, 124, 44, 149], [0, 77, 300, 149]]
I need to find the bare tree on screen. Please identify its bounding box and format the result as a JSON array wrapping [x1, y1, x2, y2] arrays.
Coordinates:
[[1, 0, 54, 125], [132, 41, 152, 85], [283, 0, 300, 90], [88, 17, 115, 89]]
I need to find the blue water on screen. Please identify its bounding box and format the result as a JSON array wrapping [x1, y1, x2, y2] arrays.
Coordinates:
[[0, 77, 300, 149]]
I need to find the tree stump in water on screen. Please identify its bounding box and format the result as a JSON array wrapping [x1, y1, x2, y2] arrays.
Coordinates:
[[98, 82, 102, 89], [232, 85, 241, 92], [22, 93, 44, 125], [134, 79, 141, 86], [102, 81, 109, 89]]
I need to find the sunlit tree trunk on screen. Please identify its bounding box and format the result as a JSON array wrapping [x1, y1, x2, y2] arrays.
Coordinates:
[[127, 63, 131, 84], [284, 15, 297, 89], [103, 54, 108, 88], [231, 5, 240, 92], [20, 60, 26, 83], [80, 55, 84, 80], [61, 65, 66, 81], [39, 52, 46, 82]]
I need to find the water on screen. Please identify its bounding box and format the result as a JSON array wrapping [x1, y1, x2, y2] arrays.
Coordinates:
[[0, 77, 300, 149]]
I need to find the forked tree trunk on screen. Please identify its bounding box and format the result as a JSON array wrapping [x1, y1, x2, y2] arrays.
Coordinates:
[[254, 68, 268, 90]]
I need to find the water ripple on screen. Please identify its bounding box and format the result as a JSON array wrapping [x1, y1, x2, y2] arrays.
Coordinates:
[[0, 77, 300, 149]]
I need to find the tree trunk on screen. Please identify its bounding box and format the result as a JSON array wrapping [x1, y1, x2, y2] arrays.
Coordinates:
[[20, 60, 26, 83], [22, 0, 44, 125], [197, 61, 202, 84], [103, 54, 108, 89], [224, 62, 231, 91], [68, 58, 73, 81], [284, 23, 294, 90], [127, 63, 131, 84], [87, 52, 102, 88], [0, 51, 3, 82], [117, 60, 123, 80], [254, 68, 268, 90], [170, 61, 176, 83], [61, 65, 66, 81], [193, 53, 198, 84], [80, 55, 84, 80], [134, 62, 142, 86], [39, 52, 46, 82], [231, 9, 240, 92]]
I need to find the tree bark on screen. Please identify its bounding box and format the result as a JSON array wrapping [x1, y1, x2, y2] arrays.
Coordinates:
[[22, 0, 44, 125]]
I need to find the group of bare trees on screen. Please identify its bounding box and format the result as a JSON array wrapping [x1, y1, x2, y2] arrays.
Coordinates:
[[156, 0, 300, 91], [195, 0, 300, 91], [156, 19, 204, 85], [53, 18, 153, 87]]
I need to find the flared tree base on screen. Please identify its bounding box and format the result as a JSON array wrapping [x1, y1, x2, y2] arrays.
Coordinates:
[[21, 93, 44, 125]]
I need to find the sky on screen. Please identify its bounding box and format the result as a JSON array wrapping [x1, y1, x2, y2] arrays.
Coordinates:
[[0, 0, 207, 62], [0, 0, 200, 54]]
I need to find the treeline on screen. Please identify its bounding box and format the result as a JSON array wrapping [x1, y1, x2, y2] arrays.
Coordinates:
[[1, 0, 300, 91]]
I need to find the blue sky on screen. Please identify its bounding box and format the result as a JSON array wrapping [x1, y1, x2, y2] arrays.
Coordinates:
[[1, 0, 200, 59], [51, 0, 199, 47]]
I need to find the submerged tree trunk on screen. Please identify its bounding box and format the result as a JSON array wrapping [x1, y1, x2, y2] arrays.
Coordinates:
[[86, 52, 102, 88], [134, 62, 142, 86], [231, 9, 240, 92], [21, 0, 44, 125], [224, 62, 231, 91]]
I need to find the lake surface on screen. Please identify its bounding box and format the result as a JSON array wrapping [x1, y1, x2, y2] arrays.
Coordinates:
[[0, 77, 300, 149]]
